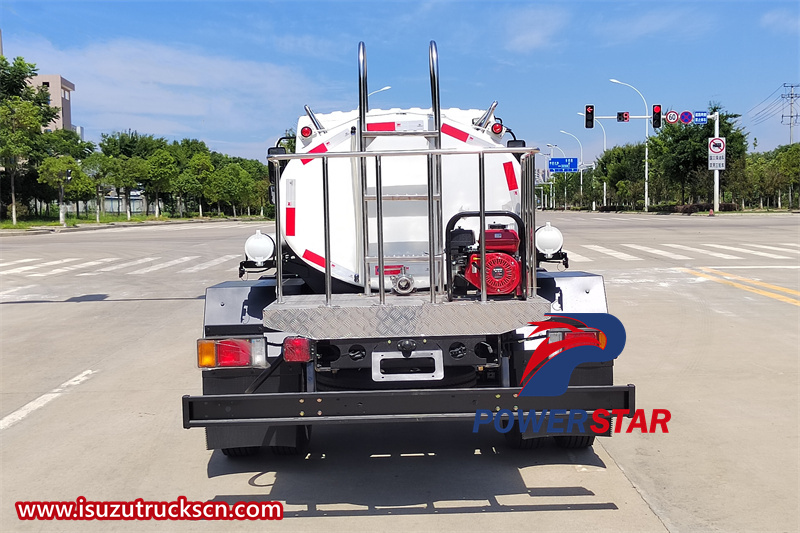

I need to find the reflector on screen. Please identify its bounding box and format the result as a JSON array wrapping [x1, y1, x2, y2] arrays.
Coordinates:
[[300, 126, 313, 138], [284, 337, 313, 363], [491, 122, 504, 135]]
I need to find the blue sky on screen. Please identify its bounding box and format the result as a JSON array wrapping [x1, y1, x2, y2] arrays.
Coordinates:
[[2, 1, 798, 163]]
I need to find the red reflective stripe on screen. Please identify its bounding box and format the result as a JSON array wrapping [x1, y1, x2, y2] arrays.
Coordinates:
[[302, 249, 326, 268], [441, 123, 470, 143], [301, 143, 329, 165], [367, 122, 396, 132], [286, 207, 296, 236], [503, 161, 518, 191], [375, 265, 404, 276]]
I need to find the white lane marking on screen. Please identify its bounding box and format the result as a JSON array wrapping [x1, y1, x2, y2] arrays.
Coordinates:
[[128, 256, 200, 274], [562, 249, 593, 262], [780, 243, 800, 247], [703, 244, 790, 259], [77, 257, 160, 276], [581, 245, 642, 261], [610, 217, 629, 221], [178, 254, 240, 273], [621, 244, 691, 260], [743, 244, 800, 255], [705, 265, 800, 269], [27, 258, 119, 277], [663, 244, 741, 259], [0, 370, 96, 431], [0, 258, 41, 268], [0, 258, 81, 275], [0, 284, 37, 296]]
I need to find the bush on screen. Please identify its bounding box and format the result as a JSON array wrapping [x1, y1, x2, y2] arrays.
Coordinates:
[[598, 205, 625, 212]]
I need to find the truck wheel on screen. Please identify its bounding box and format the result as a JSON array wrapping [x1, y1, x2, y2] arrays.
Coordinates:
[[554, 435, 595, 449], [221, 446, 260, 457], [270, 425, 312, 456]]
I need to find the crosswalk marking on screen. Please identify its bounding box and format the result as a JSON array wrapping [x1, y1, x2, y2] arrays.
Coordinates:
[[621, 244, 691, 260], [663, 244, 741, 259], [0, 258, 81, 275], [0, 284, 37, 296], [581, 245, 642, 261], [562, 249, 593, 262], [77, 257, 160, 276], [703, 244, 790, 259], [177, 254, 240, 273], [745, 244, 800, 255], [0, 258, 41, 268], [128, 256, 200, 274], [27, 258, 120, 277], [780, 243, 800, 248]]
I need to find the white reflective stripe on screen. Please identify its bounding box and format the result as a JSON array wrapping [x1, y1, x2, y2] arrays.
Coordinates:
[[286, 179, 297, 208], [581, 245, 642, 261], [663, 243, 741, 259], [621, 244, 691, 260]]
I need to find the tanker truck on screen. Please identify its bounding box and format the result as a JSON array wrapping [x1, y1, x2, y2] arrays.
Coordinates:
[[182, 42, 634, 457]]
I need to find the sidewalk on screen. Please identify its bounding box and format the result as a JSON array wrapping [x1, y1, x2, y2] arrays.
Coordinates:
[[0, 218, 270, 238]]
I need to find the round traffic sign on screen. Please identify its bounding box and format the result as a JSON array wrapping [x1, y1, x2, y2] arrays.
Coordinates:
[[679, 111, 693, 124], [665, 110, 679, 124], [709, 137, 725, 154]]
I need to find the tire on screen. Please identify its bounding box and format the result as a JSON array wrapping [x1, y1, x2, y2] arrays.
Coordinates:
[[554, 435, 595, 449], [221, 446, 260, 457], [270, 425, 312, 456]]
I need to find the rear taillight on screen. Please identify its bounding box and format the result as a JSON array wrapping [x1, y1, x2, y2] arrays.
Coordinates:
[[491, 122, 504, 135], [197, 338, 266, 368], [283, 337, 314, 363], [300, 126, 313, 138]]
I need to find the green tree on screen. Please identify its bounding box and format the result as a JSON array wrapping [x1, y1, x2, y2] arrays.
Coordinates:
[[82, 152, 115, 222], [37, 155, 83, 226], [99, 130, 167, 159], [145, 149, 177, 217], [205, 163, 251, 216], [0, 97, 42, 224], [173, 152, 214, 217], [0, 56, 59, 127]]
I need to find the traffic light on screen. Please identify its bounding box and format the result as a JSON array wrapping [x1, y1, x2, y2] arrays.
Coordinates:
[[585, 105, 594, 129], [652, 104, 662, 128], [617, 112, 630, 122]]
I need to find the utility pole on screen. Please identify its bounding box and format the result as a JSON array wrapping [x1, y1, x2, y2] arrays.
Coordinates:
[[782, 83, 799, 144]]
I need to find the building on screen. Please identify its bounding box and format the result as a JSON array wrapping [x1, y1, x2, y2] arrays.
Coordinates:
[[29, 74, 76, 133]]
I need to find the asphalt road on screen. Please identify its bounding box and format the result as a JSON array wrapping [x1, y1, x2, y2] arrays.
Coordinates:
[[0, 213, 797, 532]]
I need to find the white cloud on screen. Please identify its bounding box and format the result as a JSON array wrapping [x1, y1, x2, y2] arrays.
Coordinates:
[[760, 9, 800, 34], [504, 7, 571, 53], [5, 34, 328, 159]]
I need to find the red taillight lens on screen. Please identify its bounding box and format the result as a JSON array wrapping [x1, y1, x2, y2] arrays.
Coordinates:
[[300, 126, 313, 138], [217, 339, 251, 367], [283, 337, 313, 363], [491, 122, 504, 135]]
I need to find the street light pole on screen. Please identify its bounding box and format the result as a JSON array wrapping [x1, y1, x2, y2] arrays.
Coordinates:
[[610, 78, 649, 211], [368, 85, 391, 97], [560, 130, 583, 206]]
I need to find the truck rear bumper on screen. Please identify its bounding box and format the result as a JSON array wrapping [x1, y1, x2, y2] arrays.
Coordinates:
[[183, 384, 635, 428]]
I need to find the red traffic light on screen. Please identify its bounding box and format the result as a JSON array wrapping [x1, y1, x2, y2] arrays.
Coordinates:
[[653, 105, 661, 114]]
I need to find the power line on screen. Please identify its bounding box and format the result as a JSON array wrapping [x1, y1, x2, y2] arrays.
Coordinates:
[[782, 83, 799, 144], [747, 84, 783, 115]]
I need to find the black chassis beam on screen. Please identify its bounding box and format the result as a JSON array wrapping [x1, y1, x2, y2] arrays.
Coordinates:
[[183, 384, 635, 428]]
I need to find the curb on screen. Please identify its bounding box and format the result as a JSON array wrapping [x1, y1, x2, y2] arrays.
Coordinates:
[[0, 218, 272, 238]]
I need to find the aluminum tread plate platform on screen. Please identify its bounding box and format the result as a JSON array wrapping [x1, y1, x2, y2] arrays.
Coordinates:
[[263, 294, 550, 339]]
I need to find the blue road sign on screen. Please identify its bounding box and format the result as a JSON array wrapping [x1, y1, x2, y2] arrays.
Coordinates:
[[549, 158, 579, 173], [679, 111, 693, 124], [694, 111, 708, 125]]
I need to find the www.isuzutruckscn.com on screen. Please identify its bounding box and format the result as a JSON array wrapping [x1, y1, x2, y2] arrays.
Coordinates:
[[15, 496, 283, 521]]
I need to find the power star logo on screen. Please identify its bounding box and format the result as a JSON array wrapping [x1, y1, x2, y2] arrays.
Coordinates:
[[519, 313, 626, 397]]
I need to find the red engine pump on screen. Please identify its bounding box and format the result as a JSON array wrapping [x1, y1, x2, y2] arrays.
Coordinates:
[[463, 228, 522, 295]]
